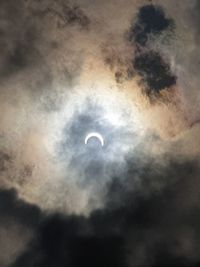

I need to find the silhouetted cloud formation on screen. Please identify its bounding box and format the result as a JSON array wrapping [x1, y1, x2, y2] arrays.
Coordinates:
[[128, 4, 174, 46], [127, 4, 176, 96], [0, 189, 42, 228], [8, 157, 200, 267], [133, 51, 176, 94], [104, 4, 177, 97]]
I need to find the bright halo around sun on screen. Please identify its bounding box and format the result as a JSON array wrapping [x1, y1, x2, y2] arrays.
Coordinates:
[[85, 132, 104, 147]]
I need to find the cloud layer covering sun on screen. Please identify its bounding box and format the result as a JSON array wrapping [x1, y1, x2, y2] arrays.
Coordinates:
[[0, 1, 200, 266]]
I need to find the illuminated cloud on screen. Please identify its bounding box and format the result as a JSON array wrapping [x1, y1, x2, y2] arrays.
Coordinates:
[[0, 1, 200, 266]]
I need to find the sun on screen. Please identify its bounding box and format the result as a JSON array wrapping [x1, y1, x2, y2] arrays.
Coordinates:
[[85, 132, 104, 147]]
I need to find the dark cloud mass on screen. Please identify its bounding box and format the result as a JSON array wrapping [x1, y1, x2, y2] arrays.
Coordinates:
[[104, 4, 177, 95], [125, 4, 177, 96], [0, 189, 42, 228], [128, 4, 174, 46], [9, 158, 200, 267], [134, 51, 176, 93]]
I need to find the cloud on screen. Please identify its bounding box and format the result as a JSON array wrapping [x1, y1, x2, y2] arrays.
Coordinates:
[[0, 1, 200, 266], [0, 189, 43, 266], [133, 50, 176, 94], [0, 0, 90, 110], [0, 0, 40, 78], [0, 188, 42, 228], [102, 3, 177, 99], [41, 4, 90, 29], [0, 151, 12, 172], [9, 156, 200, 267], [58, 99, 138, 191], [126, 4, 177, 98], [127, 4, 174, 46]]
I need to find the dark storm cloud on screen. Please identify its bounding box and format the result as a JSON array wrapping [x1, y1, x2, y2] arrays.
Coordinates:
[[11, 156, 200, 267], [0, 188, 42, 228], [0, 189, 43, 266], [126, 4, 177, 97], [133, 50, 177, 94], [13, 214, 126, 267], [127, 4, 174, 46]]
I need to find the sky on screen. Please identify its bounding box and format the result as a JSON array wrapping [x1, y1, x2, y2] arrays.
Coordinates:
[[0, 0, 200, 266]]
